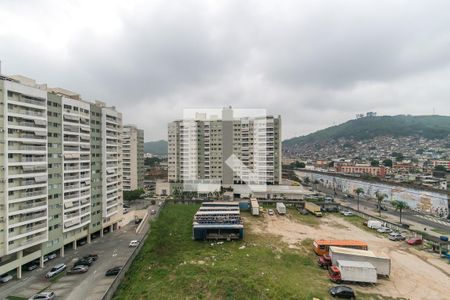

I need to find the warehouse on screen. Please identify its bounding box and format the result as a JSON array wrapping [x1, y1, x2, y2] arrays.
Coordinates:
[[193, 202, 244, 240]]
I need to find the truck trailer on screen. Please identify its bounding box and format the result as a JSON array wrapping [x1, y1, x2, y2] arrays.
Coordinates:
[[250, 198, 259, 216], [329, 246, 391, 276], [305, 202, 322, 217], [328, 260, 377, 284], [276, 202, 286, 215]]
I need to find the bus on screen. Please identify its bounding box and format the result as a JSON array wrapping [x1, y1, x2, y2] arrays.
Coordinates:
[[313, 240, 368, 256]]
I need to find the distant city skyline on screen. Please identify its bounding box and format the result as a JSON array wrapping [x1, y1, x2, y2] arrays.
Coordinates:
[[2, 1, 450, 141]]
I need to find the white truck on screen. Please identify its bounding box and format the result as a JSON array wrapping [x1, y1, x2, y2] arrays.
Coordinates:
[[329, 246, 391, 276], [367, 220, 383, 229], [250, 198, 259, 216], [276, 202, 286, 215], [328, 260, 377, 284]]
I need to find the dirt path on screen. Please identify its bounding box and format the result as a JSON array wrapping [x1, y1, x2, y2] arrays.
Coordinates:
[[245, 213, 450, 300]]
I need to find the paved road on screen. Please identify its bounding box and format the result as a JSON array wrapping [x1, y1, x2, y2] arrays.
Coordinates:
[[1, 203, 160, 300], [315, 184, 450, 234]]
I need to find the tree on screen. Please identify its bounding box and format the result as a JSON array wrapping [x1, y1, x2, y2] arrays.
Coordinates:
[[291, 161, 305, 168], [382, 159, 393, 167], [434, 165, 447, 172], [370, 160, 379, 167], [391, 200, 409, 224], [354, 188, 364, 211], [375, 191, 388, 217], [123, 189, 145, 201]]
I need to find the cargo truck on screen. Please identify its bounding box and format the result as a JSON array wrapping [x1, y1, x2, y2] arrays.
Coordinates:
[[276, 202, 286, 215], [328, 246, 391, 276], [305, 202, 322, 217], [328, 260, 377, 284]]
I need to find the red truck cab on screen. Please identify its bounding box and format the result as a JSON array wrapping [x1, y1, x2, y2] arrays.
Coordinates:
[[318, 254, 332, 268], [328, 265, 342, 283]]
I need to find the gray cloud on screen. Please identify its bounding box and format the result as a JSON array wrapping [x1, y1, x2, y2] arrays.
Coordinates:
[[1, 0, 450, 141]]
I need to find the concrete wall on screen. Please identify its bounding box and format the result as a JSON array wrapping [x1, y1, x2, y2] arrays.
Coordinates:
[[296, 170, 449, 218]]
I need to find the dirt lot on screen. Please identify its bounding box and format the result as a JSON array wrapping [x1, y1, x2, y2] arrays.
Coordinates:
[[246, 212, 450, 300]]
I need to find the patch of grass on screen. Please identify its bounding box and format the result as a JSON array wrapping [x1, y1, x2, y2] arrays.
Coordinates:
[[6, 297, 27, 300], [114, 204, 331, 300]]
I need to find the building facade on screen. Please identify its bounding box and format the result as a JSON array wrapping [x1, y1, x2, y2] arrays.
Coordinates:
[[122, 125, 144, 191], [168, 108, 282, 187], [0, 75, 123, 278]]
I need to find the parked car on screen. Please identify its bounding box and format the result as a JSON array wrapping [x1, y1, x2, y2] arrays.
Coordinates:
[[377, 226, 392, 233], [77, 239, 87, 246], [0, 273, 13, 283], [47, 253, 57, 260], [23, 261, 39, 271], [28, 291, 55, 300], [389, 232, 406, 241], [344, 194, 355, 199], [84, 254, 99, 261], [375, 204, 388, 211], [150, 209, 156, 215], [407, 237, 423, 245], [329, 285, 355, 298], [129, 240, 140, 247], [74, 257, 94, 267], [268, 209, 274, 215], [105, 266, 122, 276], [45, 264, 66, 279], [68, 265, 89, 274], [340, 210, 353, 216]]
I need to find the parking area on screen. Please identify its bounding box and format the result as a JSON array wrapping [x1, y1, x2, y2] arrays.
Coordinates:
[[1, 203, 160, 300]]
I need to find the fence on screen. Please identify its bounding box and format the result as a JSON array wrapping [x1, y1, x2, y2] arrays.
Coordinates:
[[101, 201, 166, 300]]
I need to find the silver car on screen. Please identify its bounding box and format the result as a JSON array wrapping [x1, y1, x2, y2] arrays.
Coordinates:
[[29, 291, 55, 300], [0, 273, 13, 283], [45, 263, 66, 278]]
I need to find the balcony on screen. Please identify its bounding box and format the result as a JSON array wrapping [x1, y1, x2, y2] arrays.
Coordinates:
[[9, 223, 47, 238], [8, 233, 46, 252], [9, 201, 47, 215], [9, 190, 46, 201], [9, 211, 46, 225]]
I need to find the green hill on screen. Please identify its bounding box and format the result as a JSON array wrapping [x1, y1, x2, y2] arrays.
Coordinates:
[[284, 115, 450, 146], [144, 140, 167, 155]]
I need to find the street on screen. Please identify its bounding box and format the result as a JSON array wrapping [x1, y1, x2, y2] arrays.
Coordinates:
[[315, 184, 450, 235], [0, 203, 160, 300]]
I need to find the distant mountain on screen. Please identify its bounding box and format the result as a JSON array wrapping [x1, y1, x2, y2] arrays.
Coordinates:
[[284, 115, 450, 147], [144, 140, 167, 155]]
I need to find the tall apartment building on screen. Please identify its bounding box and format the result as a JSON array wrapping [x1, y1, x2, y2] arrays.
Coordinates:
[[122, 125, 144, 191], [0, 75, 123, 278], [168, 108, 282, 187]]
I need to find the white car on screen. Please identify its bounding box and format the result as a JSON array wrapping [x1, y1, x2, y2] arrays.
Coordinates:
[[0, 273, 13, 283], [129, 240, 140, 247], [47, 253, 57, 260], [45, 263, 66, 278], [377, 226, 392, 233], [29, 291, 55, 300], [341, 210, 353, 216]]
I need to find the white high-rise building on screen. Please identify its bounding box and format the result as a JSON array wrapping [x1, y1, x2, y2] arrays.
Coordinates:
[[168, 108, 282, 187], [0, 74, 124, 279]]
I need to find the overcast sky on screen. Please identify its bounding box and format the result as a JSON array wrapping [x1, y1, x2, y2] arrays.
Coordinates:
[[1, 0, 450, 141]]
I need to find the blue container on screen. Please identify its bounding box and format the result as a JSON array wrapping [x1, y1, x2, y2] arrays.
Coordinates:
[[239, 201, 250, 210], [439, 236, 449, 242]]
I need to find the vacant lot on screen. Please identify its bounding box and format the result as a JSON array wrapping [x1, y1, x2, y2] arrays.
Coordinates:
[[114, 204, 447, 300], [260, 210, 450, 300]]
